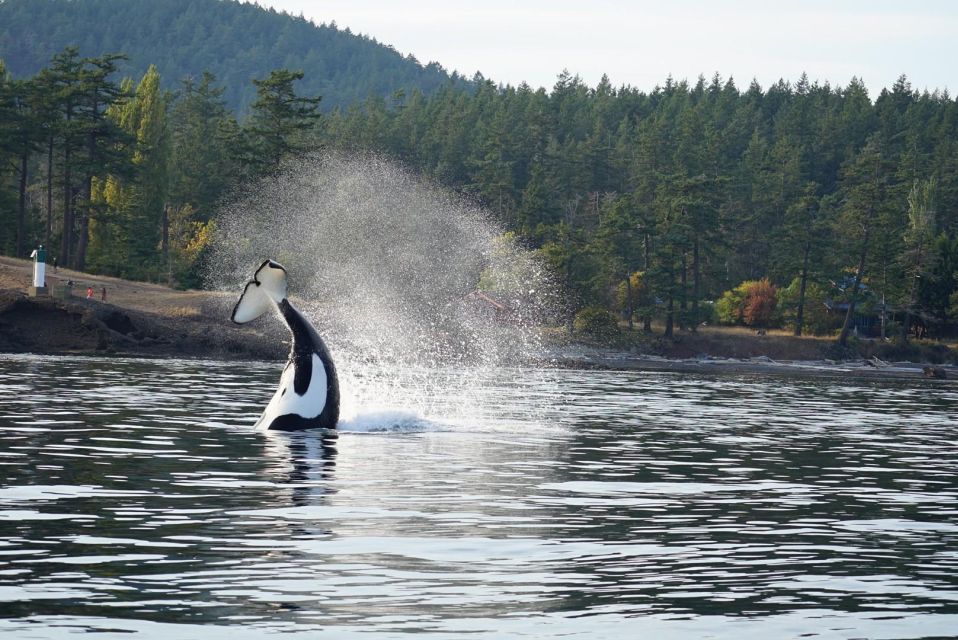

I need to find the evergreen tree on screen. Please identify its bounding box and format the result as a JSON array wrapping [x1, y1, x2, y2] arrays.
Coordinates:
[[168, 72, 241, 217], [48, 47, 86, 268], [0, 61, 19, 254], [835, 135, 891, 347], [780, 184, 826, 335], [246, 69, 320, 169], [899, 176, 937, 341], [594, 195, 643, 328], [88, 66, 166, 278], [73, 51, 130, 270]]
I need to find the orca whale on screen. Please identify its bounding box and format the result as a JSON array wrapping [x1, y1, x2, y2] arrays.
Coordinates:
[[232, 260, 340, 431]]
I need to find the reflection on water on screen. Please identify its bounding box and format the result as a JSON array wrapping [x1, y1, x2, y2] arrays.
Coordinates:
[[0, 354, 956, 639]]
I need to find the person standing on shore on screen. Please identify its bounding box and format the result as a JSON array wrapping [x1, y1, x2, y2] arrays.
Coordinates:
[[101, 287, 107, 302], [86, 286, 94, 299]]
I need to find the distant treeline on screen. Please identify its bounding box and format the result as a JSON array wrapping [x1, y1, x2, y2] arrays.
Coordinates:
[[2, 43, 958, 343], [321, 72, 958, 343], [0, 0, 465, 113]]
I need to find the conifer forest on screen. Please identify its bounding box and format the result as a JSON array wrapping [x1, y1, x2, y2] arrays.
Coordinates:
[[1, 1, 958, 344]]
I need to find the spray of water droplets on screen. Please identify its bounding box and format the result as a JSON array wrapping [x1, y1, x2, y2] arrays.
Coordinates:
[[206, 152, 560, 428]]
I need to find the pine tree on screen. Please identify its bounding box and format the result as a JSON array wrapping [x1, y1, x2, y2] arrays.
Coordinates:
[[48, 47, 86, 268], [780, 184, 825, 335], [73, 52, 131, 270], [835, 135, 891, 347], [0, 61, 20, 254], [899, 176, 937, 341], [88, 66, 166, 279], [246, 69, 320, 169], [168, 71, 238, 220]]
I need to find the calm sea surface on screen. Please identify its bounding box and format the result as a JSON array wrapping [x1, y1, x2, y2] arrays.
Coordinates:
[[0, 354, 956, 639]]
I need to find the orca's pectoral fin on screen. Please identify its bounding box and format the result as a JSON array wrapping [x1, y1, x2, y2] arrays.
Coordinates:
[[232, 280, 273, 324]]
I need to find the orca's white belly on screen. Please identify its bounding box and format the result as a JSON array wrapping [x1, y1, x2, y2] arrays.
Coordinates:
[[254, 353, 328, 431]]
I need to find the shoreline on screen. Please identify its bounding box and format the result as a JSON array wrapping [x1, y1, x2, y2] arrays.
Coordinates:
[[1, 256, 955, 383], [546, 351, 957, 383], [3, 341, 954, 385], [0, 288, 285, 362]]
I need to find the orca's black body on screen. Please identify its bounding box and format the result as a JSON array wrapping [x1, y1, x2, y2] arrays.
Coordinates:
[[266, 299, 340, 431], [232, 260, 340, 431]]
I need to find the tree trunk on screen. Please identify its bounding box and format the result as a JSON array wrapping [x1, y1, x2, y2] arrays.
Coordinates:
[[624, 273, 633, 331], [76, 96, 100, 272], [75, 174, 93, 272], [665, 251, 675, 339], [162, 205, 171, 285], [75, 209, 89, 272], [899, 245, 923, 344], [566, 256, 574, 334], [642, 231, 652, 332], [794, 241, 810, 336], [16, 151, 28, 258], [691, 237, 700, 332], [46, 137, 54, 246], [837, 225, 870, 347], [679, 252, 688, 330], [900, 306, 911, 344], [60, 144, 73, 268], [664, 293, 674, 338]]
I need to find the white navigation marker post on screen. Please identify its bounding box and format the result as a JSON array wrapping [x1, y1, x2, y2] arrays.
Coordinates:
[[29, 245, 48, 296]]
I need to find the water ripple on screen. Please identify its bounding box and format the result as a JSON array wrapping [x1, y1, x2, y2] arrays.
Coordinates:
[[0, 354, 956, 638]]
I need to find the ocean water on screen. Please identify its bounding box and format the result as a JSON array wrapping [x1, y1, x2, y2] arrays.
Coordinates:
[[0, 354, 956, 639]]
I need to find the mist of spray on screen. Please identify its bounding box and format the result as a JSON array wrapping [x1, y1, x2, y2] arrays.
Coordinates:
[[206, 152, 558, 427]]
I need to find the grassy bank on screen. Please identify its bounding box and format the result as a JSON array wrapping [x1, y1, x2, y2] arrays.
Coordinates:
[[0, 256, 282, 360]]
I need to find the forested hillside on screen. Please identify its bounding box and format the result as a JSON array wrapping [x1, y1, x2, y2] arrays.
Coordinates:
[[0, 0, 465, 113], [2, 7, 957, 345], [322, 73, 958, 343]]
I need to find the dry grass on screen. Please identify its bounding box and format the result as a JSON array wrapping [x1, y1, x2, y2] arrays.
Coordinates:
[[0, 255, 218, 318], [166, 306, 202, 318]]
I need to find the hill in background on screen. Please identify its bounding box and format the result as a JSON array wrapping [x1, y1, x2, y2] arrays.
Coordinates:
[[0, 0, 469, 113]]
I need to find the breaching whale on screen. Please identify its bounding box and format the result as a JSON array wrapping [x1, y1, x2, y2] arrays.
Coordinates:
[[232, 260, 340, 431]]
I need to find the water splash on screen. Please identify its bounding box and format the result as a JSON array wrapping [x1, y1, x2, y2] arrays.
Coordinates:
[[206, 152, 558, 426]]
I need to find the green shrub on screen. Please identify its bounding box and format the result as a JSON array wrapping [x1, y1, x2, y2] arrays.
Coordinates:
[[697, 300, 718, 325], [716, 287, 746, 324], [573, 306, 621, 338], [778, 278, 837, 335]]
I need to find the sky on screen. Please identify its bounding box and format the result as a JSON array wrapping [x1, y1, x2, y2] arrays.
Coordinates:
[[256, 0, 957, 95]]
